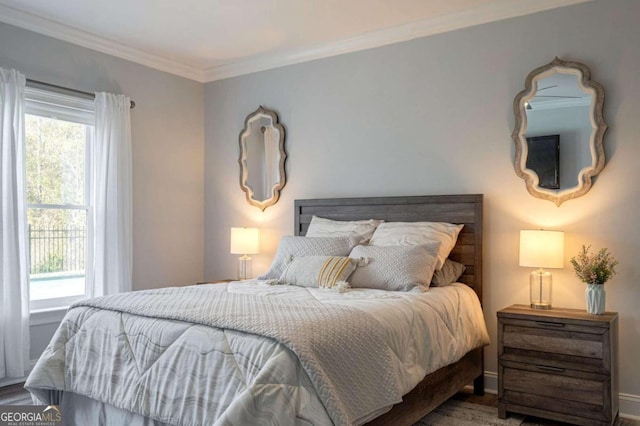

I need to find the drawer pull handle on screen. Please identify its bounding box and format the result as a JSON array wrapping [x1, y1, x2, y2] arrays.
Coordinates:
[[535, 321, 565, 327], [536, 365, 565, 373]]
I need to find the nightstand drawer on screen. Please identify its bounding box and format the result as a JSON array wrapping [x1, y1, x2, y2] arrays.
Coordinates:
[[502, 360, 607, 405], [501, 361, 612, 423], [500, 349, 608, 374], [502, 320, 606, 359]]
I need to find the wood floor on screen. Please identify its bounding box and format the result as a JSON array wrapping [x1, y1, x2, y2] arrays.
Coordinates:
[[1, 383, 637, 425]]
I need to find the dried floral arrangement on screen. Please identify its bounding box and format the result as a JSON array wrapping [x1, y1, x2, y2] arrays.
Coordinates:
[[570, 245, 619, 285]]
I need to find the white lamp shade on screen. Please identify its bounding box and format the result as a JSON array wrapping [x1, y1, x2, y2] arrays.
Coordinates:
[[519, 230, 564, 268], [230, 227, 259, 254]]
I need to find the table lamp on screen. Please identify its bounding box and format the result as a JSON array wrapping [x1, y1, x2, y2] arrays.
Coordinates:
[[519, 230, 564, 309], [230, 227, 259, 280]]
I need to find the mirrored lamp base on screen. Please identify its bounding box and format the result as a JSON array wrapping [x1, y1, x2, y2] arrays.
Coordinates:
[[530, 268, 552, 310]]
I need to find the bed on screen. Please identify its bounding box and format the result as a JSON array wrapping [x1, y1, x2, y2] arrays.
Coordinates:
[[295, 194, 486, 426], [26, 194, 487, 426]]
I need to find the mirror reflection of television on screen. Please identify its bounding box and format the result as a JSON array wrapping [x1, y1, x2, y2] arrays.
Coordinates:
[[526, 135, 560, 190]]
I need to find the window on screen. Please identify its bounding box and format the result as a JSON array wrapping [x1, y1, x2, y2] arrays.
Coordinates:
[[25, 88, 95, 311]]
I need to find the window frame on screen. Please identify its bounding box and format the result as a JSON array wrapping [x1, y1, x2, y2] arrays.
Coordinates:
[[25, 87, 95, 312]]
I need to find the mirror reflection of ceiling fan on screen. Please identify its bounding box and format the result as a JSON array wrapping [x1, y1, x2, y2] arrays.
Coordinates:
[[524, 85, 583, 110]]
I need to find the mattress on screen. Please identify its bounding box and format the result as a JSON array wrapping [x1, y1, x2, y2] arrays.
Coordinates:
[[26, 281, 489, 426]]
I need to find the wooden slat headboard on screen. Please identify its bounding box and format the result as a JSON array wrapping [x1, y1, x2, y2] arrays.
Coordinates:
[[294, 194, 483, 302]]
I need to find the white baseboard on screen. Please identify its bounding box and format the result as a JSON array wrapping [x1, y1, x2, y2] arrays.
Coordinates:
[[484, 370, 498, 394], [0, 359, 37, 388], [620, 393, 640, 420], [483, 370, 640, 420], [0, 376, 26, 388]]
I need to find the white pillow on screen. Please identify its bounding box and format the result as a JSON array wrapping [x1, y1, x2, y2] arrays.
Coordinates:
[[306, 216, 383, 243], [258, 236, 359, 280], [277, 255, 359, 289], [369, 221, 463, 270], [348, 242, 441, 292]]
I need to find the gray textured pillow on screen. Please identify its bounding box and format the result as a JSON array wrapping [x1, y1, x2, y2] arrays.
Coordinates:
[[258, 236, 359, 280], [369, 221, 463, 270], [431, 259, 466, 287], [306, 216, 383, 244], [278, 256, 359, 289], [348, 242, 441, 292]]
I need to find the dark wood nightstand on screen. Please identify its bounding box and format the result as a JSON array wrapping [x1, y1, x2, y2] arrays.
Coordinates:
[[196, 279, 234, 285], [498, 304, 618, 426]]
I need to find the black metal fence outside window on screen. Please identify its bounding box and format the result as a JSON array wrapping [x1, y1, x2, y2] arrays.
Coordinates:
[[29, 227, 86, 274]]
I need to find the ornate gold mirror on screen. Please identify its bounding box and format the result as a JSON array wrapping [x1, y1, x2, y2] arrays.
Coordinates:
[[239, 106, 287, 210], [512, 57, 607, 206]]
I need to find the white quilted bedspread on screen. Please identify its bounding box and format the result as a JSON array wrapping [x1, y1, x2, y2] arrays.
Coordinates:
[[25, 282, 489, 426]]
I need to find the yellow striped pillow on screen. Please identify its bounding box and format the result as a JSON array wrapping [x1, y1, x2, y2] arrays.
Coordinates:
[[278, 255, 359, 289]]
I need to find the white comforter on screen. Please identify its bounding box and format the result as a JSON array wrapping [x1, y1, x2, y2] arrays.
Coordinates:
[[26, 281, 489, 426]]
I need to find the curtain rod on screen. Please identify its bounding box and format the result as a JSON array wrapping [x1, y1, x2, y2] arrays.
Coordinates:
[[26, 78, 136, 109]]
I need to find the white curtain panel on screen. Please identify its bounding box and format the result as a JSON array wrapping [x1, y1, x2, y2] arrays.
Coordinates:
[[93, 93, 132, 297], [0, 67, 30, 379]]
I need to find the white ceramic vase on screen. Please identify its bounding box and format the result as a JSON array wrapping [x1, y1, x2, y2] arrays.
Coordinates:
[[585, 283, 606, 315]]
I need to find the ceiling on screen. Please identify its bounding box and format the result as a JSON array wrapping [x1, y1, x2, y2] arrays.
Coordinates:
[[0, 0, 592, 83]]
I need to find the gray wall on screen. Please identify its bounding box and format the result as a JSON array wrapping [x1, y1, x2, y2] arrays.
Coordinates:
[[0, 22, 205, 365], [0, 22, 205, 291], [204, 0, 640, 398]]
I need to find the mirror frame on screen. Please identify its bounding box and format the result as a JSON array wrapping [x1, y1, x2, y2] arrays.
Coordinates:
[[512, 57, 608, 206], [238, 105, 287, 211]]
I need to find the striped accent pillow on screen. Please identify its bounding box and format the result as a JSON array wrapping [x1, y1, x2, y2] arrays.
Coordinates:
[[258, 236, 359, 280], [278, 256, 359, 289]]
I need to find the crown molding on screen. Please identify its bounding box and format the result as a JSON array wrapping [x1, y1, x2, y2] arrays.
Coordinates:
[[203, 0, 594, 82], [0, 0, 593, 83], [0, 3, 206, 82]]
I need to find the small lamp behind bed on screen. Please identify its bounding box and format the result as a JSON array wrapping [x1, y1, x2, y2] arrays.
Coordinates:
[[519, 229, 564, 310], [230, 227, 259, 280]]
